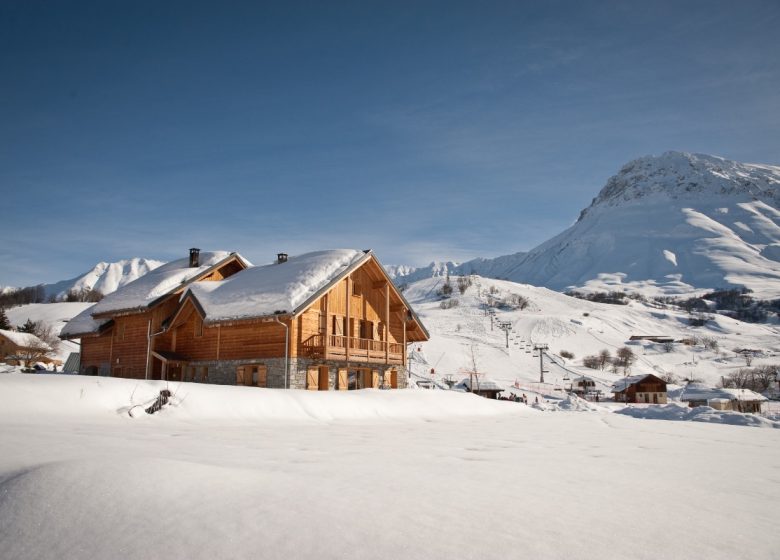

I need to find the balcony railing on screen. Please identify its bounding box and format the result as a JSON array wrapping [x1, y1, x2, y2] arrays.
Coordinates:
[[302, 334, 404, 362]]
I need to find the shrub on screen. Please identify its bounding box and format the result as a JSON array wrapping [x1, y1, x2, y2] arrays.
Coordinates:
[[560, 350, 574, 360]]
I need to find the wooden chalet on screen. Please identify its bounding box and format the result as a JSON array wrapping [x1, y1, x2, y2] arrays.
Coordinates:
[[611, 374, 668, 404], [680, 383, 767, 414], [61, 249, 428, 390], [457, 377, 504, 399], [0, 328, 56, 366]]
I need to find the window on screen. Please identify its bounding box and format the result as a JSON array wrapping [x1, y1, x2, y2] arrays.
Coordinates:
[[352, 282, 361, 297], [194, 318, 203, 337], [359, 320, 374, 339], [319, 313, 327, 335]]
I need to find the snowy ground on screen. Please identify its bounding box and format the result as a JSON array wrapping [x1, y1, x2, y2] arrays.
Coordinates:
[[1, 374, 779, 560]]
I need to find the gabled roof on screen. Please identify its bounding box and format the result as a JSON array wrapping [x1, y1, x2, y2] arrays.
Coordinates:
[[184, 249, 369, 323], [0, 329, 49, 350], [60, 305, 113, 339], [679, 383, 732, 401], [720, 388, 767, 402], [611, 374, 666, 393], [457, 377, 504, 392], [178, 249, 429, 341], [88, 251, 248, 317]]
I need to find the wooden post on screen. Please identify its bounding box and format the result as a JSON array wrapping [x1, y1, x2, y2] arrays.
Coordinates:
[[402, 308, 407, 369], [216, 324, 221, 361], [385, 282, 390, 364], [345, 276, 351, 365], [323, 293, 329, 355]]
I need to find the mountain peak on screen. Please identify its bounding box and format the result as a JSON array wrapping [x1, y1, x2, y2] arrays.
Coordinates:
[[579, 151, 780, 221]]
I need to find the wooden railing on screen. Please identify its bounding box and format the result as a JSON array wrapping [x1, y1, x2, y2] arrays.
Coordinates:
[[303, 334, 403, 361]]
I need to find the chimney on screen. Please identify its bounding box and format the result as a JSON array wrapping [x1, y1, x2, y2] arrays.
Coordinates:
[[277, 253, 288, 264], [189, 248, 200, 267]]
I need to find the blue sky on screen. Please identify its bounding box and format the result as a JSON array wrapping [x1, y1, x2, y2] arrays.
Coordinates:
[[2, 0, 779, 286]]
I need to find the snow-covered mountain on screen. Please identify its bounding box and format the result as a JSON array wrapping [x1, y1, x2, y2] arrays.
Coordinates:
[[390, 152, 780, 298], [42, 258, 165, 300]]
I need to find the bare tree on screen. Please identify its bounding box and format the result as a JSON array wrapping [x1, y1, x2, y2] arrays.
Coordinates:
[[598, 349, 611, 370], [616, 347, 636, 373], [461, 344, 481, 393]]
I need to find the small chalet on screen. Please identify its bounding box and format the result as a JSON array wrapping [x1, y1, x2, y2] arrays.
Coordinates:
[[0, 329, 55, 366], [61, 249, 429, 390], [571, 375, 597, 398], [680, 383, 767, 414], [611, 374, 668, 404], [457, 377, 504, 399]]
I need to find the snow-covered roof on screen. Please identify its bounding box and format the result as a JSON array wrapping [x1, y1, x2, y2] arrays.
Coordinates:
[[611, 374, 664, 393], [679, 383, 732, 401], [457, 377, 505, 392], [0, 329, 49, 350], [185, 249, 369, 323], [60, 305, 111, 338], [720, 388, 768, 402], [88, 251, 244, 316]]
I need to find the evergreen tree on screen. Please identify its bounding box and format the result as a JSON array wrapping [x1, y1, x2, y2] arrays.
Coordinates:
[[0, 308, 10, 330], [19, 318, 39, 334]]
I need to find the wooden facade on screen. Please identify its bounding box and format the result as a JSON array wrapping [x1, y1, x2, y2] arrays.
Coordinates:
[[613, 374, 668, 404], [68, 250, 428, 389]]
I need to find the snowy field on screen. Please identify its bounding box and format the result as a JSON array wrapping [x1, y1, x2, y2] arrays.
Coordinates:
[[1, 374, 779, 560]]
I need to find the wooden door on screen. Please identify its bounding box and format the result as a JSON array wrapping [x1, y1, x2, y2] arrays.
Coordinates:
[[254, 366, 267, 388], [318, 366, 329, 391], [236, 366, 246, 386], [390, 369, 398, 389], [307, 366, 319, 390], [338, 368, 348, 390], [168, 364, 182, 381]]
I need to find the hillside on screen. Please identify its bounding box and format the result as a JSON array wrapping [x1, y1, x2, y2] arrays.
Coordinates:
[[388, 152, 780, 298], [404, 274, 780, 395]]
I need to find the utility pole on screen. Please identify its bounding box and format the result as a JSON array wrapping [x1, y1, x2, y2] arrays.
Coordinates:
[[498, 321, 512, 348], [534, 343, 549, 384]]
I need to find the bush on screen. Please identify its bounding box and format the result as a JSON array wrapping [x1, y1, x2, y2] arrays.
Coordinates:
[[566, 290, 628, 305], [560, 350, 574, 360], [720, 365, 778, 392], [439, 299, 459, 309], [582, 355, 600, 369], [456, 276, 472, 295]]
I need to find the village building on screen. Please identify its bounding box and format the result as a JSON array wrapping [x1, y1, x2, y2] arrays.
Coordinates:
[[680, 383, 767, 414], [611, 374, 668, 404], [61, 249, 428, 390], [570, 375, 598, 398], [0, 328, 56, 367], [456, 377, 504, 399]]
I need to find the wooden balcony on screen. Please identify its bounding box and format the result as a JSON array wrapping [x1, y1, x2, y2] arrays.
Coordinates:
[[301, 334, 404, 364]]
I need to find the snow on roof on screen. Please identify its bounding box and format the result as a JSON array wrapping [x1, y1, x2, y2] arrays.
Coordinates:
[[679, 383, 732, 401], [720, 388, 768, 402], [0, 329, 49, 350], [60, 305, 111, 338], [187, 249, 368, 322], [457, 377, 505, 392], [611, 374, 659, 393], [88, 251, 240, 316]]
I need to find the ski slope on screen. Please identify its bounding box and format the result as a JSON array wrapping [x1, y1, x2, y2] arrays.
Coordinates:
[[404, 275, 780, 397]]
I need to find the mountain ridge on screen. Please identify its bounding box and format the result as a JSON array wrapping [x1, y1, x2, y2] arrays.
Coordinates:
[[387, 151, 780, 298]]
